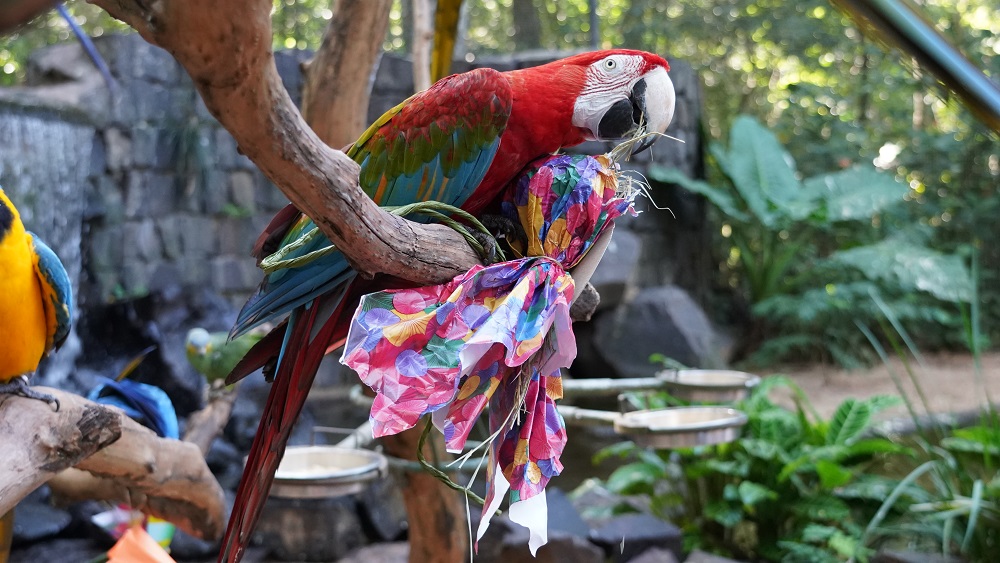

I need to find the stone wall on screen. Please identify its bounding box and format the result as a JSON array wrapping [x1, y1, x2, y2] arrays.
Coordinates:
[[0, 34, 717, 408]]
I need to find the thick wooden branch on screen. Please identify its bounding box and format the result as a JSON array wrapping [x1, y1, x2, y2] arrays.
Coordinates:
[[0, 388, 121, 515], [0, 388, 224, 539], [88, 0, 482, 285], [49, 406, 226, 539]]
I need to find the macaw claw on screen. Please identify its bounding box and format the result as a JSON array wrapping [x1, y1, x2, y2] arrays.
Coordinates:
[[0, 375, 60, 411], [467, 228, 500, 265]]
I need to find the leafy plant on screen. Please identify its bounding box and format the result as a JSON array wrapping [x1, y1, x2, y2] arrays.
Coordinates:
[[852, 264, 1000, 560], [594, 378, 909, 561], [650, 115, 973, 366]]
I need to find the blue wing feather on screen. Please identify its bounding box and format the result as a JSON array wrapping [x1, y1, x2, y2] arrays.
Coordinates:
[[28, 232, 73, 350]]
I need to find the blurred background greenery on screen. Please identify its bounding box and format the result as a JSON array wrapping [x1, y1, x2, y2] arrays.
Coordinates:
[[3, 0, 997, 366]]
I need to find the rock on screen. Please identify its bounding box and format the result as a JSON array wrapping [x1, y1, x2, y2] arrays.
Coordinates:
[[228, 171, 258, 215], [589, 513, 683, 563], [357, 473, 408, 542], [11, 489, 72, 545], [569, 478, 650, 529], [336, 542, 409, 563], [631, 547, 680, 563], [255, 496, 367, 561], [168, 527, 219, 560], [685, 549, 748, 563], [9, 538, 104, 563], [873, 550, 966, 563], [569, 312, 619, 379], [494, 527, 604, 563], [205, 436, 245, 491], [211, 256, 264, 294], [545, 488, 590, 538], [594, 285, 724, 377], [587, 228, 641, 311], [274, 49, 314, 109], [472, 508, 601, 563]]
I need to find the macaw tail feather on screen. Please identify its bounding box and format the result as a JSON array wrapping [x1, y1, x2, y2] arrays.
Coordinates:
[[217, 291, 352, 563]]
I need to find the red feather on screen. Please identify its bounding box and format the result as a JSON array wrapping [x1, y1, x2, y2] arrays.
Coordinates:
[[251, 203, 301, 264], [218, 291, 349, 563]]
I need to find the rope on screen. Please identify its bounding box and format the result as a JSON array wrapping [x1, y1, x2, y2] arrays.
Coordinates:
[[417, 417, 500, 514]]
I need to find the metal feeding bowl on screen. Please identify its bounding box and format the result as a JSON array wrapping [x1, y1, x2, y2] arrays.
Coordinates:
[[656, 369, 761, 403], [614, 406, 749, 449], [270, 446, 387, 499]]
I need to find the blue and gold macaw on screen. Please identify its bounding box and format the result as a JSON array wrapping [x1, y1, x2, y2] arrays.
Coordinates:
[[0, 187, 73, 409]]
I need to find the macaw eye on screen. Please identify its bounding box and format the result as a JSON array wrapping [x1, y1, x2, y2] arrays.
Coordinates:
[[603, 58, 617, 70]]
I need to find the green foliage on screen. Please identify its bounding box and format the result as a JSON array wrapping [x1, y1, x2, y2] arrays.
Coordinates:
[[595, 380, 906, 561], [851, 290, 1000, 560], [651, 115, 974, 366]]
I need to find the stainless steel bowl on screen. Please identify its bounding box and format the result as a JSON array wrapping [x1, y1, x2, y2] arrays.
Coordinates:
[[614, 406, 748, 448], [656, 369, 761, 403], [270, 446, 387, 499]]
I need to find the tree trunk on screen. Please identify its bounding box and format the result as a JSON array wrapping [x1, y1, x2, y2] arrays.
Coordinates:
[[412, 0, 433, 92], [512, 0, 541, 50], [301, 0, 393, 149], [381, 423, 468, 563]]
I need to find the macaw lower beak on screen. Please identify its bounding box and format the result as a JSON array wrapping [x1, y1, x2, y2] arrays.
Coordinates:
[[628, 66, 675, 156]]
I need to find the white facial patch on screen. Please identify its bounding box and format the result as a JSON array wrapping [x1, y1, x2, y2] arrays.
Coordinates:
[[641, 66, 675, 135], [571, 54, 649, 139]]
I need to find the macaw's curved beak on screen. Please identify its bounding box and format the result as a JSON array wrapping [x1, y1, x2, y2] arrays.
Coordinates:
[[628, 66, 675, 156]]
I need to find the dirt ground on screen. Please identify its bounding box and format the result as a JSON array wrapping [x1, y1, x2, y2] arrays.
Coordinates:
[[773, 351, 1000, 420]]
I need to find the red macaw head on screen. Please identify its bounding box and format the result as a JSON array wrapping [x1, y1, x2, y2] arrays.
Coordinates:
[[506, 49, 675, 158], [566, 49, 675, 154]]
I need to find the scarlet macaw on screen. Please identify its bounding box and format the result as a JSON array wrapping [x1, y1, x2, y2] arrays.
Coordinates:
[[220, 49, 676, 562], [0, 187, 73, 409]]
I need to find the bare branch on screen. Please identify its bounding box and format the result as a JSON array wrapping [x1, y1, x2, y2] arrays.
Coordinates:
[[181, 386, 238, 456], [0, 388, 121, 515], [1, 388, 225, 540], [88, 0, 482, 284], [54, 407, 226, 539]]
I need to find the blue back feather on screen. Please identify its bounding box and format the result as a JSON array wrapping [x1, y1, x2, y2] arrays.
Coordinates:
[[28, 232, 73, 350]]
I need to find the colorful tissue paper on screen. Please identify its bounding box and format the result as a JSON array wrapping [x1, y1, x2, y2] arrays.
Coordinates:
[[342, 153, 635, 552]]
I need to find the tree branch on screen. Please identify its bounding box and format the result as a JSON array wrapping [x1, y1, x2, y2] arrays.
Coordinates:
[[50, 406, 226, 540], [181, 386, 238, 456], [88, 0, 482, 285], [1, 388, 226, 540], [0, 388, 121, 516]]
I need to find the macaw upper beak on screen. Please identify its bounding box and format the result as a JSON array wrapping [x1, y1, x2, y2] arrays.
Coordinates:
[[627, 66, 675, 156]]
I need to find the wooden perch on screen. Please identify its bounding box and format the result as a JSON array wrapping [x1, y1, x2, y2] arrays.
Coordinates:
[[0, 388, 121, 516], [182, 386, 238, 456], [48, 392, 229, 539], [0, 387, 225, 540], [88, 0, 482, 286]]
